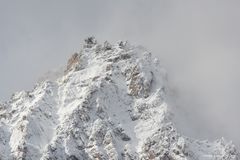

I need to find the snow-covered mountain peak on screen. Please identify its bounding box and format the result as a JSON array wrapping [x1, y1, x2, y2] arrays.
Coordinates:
[[0, 37, 239, 159]]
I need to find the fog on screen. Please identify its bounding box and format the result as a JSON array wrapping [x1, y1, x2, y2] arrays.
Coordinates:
[[0, 0, 240, 146]]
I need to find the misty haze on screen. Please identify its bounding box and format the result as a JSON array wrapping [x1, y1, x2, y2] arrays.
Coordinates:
[[0, 0, 240, 159]]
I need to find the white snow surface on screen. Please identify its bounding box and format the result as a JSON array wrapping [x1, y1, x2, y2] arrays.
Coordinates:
[[0, 37, 239, 160]]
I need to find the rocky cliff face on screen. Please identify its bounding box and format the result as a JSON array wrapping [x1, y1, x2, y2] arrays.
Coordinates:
[[0, 37, 239, 160]]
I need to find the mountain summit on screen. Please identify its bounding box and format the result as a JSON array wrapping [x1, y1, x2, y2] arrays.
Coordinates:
[[0, 37, 239, 159]]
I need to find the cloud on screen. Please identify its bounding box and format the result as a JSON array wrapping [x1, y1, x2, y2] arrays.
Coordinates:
[[0, 0, 240, 147]]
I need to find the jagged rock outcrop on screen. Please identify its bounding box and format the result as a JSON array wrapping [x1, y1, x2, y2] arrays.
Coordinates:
[[65, 52, 81, 73], [0, 37, 239, 160]]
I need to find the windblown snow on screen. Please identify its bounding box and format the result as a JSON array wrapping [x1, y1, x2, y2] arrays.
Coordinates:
[[0, 37, 239, 160]]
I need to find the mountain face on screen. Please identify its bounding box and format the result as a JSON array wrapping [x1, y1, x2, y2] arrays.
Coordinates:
[[0, 37, 239, 160]]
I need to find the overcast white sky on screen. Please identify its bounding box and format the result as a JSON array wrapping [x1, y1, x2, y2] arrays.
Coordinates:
[[1, 0, 240, 146]]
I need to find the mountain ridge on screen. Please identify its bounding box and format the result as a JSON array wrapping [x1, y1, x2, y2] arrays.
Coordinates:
[[0, 37, 239, 160]]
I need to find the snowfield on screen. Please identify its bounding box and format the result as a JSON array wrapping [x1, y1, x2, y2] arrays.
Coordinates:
[[0, 37, 239, 159]]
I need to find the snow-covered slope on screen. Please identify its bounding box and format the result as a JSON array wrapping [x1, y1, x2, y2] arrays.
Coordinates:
[[0, 37, 239, 160]]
